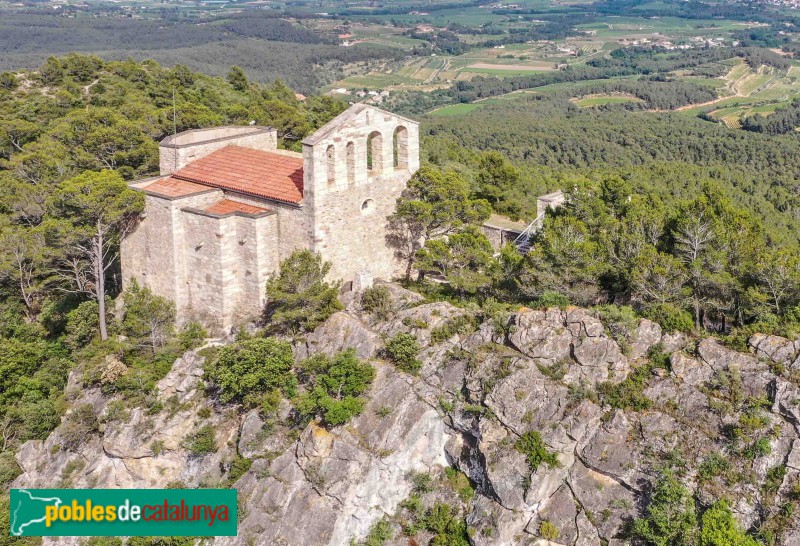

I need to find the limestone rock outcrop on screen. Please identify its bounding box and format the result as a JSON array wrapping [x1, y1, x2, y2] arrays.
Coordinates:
[[13, 291, 800, 546]]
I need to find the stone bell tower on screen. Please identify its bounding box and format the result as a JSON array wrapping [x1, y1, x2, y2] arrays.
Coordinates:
[[301, 104, 420, 285]]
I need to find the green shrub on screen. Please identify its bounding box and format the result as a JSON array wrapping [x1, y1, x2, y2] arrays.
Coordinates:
[[697, 453, 730, 482], [60, 403, 99, 450], [0, 451, 21, 486], [430, 314, 478, 343], [411, 471, 435, 494], [384, 333, 422, 374], [228, 456, 252, 483], [122, 280, 176, 351], [361, 285, 393, 320], [643, 303, 694, 334], [539, 520, 559, 540], [265, 250, 343, 335], [178, 321, 207, 351], [64, 300, 100, 349], [183, 424, 217, 455], [699, 500, 759, 546], [360, 519, 393, 546], [593, 304, 639, 350], [515, 431, 559, 472], [150, 440, 165, 456], [532, 291, 570, 309], [445, 467, 475, 503], [103, 400, 130, 424], [632, 471, 697, 546], [295, 349, 375, 427], [204, 338, 296, 408], [763, 464, 787, 496], [647, 344, 671, 369], [743, 437, 772, 460], [402, 317, 429, 329], [12, 398, 61, 442], [597, 361, 655, 411], [423, 503, 470, 546], [0, 71, 18, 90], [537, 359, 568, 381]]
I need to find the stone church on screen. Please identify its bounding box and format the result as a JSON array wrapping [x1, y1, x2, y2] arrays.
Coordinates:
[[121, 104, 420, 331]]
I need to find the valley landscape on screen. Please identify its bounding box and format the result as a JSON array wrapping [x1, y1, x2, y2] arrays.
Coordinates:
[[4, 0, 800, 545]]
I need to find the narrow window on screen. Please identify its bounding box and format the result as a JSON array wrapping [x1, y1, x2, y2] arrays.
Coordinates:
[[393, 126, 408, 169], [366, 131, 382, 173], [326, 144, 335, 185], [346, 141, 355, 184]]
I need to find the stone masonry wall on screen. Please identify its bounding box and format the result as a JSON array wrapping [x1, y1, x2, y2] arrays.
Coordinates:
[[121, 189, 222, 305], [159, 129, 278, 175], [303, 106, 420, 283], [181, 211, 233, 331], [233, 213, 278, 325], [125, 105, 419, 332], [222, 193, 311, 263]]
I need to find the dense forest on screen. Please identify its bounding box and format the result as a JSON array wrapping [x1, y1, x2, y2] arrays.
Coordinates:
[[421, 95, 800, 239], [0, 11, 404, 92], [394, 163, 800, 340], [0, 56, 346, 482], [741, 99, 800, 135]]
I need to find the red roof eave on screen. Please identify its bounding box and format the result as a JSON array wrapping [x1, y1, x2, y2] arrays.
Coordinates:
[[173, 174, 304, 206]]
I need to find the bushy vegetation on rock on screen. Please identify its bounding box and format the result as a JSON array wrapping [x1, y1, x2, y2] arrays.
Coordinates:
[[204, 338, 296, 408], [182, 424, 217, 456], [514, 430, 560, 472], [632, 472, 760, 546], [384, 333, 422, 374], [360, 285, 393, 321], [295, 349, 375, 427]]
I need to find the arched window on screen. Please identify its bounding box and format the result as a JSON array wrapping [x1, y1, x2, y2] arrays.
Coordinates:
[[326, 145, 335, 185], [346, 141, 355, 185], [366, 131, 382, 173], [393, 126, 409, 169]]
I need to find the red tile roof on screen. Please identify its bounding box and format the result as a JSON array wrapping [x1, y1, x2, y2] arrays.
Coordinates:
[[143, 176, 211, 198], [172, 146, 304, 205], [205, 199, 271, 216]]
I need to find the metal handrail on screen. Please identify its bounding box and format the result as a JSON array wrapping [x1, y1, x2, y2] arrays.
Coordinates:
[[512, 211, 546, 251]]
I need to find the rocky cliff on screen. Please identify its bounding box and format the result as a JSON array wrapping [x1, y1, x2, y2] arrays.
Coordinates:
[[14, 284, 800, 545]]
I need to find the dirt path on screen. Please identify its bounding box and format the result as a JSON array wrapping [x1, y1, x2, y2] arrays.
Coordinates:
[[673, 95, 734, 112], [425, 58, 449, 84]]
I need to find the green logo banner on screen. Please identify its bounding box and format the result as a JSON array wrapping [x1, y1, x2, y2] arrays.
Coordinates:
[[9, 489, 237, 537]]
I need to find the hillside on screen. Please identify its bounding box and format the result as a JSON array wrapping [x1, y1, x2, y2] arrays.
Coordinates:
[[0, 12, 403, 93], [421, 92, 800, 242], [10, 284, 800, 545], [3, 50, 800, 546]]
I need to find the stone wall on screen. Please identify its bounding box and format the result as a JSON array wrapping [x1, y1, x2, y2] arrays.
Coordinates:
[[303, 105, 420, 283], [124, 104, 420, 332], [121, 189, 222, 307], [222, 193, 311, 263], [159, 127, 278, 175]]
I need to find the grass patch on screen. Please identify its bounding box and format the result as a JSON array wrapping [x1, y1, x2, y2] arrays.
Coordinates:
[[428, 103, 483, 117]]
